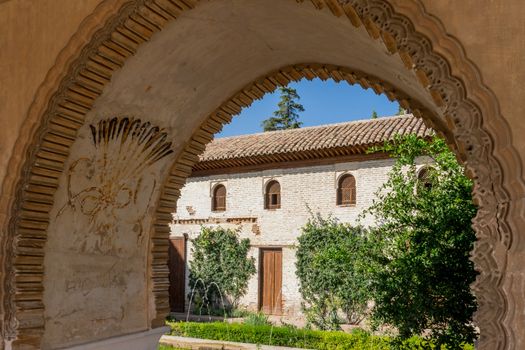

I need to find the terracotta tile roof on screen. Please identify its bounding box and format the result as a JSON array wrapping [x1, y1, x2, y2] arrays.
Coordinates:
[[199, 114, 432, 163]]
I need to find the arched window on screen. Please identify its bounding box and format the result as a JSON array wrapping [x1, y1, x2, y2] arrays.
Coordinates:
[[212, 184, 226, 211], [417, 166, 433, 191], [264, 180, 281, 210], [337, 174, 356, 206]]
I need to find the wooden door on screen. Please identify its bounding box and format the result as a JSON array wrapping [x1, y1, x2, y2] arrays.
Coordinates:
[[259, 248, 282, 315], [169, 237, 186, 313]]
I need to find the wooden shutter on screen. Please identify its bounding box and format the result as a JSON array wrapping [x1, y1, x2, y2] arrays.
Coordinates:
[[212, 184, 226, 211], [337, 174, 356, 206]]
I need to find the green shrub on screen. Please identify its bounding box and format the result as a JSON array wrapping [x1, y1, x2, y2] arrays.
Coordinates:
[[158, 345, 190, 350], [243, 312, 271, 326], [188, 226, 256, 312], [296, 215, 372, 330], [230, 308, 251, 318], [167, 321, 473, 350], [365, 135, 478, 346]]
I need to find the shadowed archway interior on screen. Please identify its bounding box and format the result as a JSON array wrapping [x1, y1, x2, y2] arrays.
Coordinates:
[[1, 0, 522, 349]]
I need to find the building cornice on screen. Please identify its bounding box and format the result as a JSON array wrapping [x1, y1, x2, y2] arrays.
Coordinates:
[[191, 150, 392, 177]]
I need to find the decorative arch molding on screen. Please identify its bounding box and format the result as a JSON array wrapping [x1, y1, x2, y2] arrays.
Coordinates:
[[1, 0, 521, 349]]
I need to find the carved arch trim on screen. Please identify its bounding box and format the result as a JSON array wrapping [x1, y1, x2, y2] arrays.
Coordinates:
[[1, 1, 521, 349]]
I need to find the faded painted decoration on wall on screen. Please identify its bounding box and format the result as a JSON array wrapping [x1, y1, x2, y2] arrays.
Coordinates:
[[56, 117, 173, 256], [41, 117, 173, 347]]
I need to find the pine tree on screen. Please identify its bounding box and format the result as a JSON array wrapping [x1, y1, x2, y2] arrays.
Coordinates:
[[371, 110, 378, 119], [261, 87, 304, 131]]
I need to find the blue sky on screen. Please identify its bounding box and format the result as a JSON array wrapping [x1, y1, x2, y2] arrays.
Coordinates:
[[217, 78, 400, 138]]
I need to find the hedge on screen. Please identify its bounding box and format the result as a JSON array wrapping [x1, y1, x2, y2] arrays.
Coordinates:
[[167, 321, 474, 350], [158, 345, 189, 350]]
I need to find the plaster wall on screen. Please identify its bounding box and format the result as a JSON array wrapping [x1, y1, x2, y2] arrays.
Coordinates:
[[87, 0, 433, 153], [420, 0, 525, 158], [171, 158, 401, 315], [40, 117, 176, 349], [2, 0, 524, 205], [0, 0, 103, 202], [0, 1, 103, 346], [417, 1, 525, 340], [1, 0, 525, 348]]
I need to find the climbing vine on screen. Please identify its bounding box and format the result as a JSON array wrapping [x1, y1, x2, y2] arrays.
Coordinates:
[[188, 226, 256, 313]]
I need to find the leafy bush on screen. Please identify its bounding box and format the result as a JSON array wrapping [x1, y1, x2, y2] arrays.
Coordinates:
[[167, 321, 474, 350], [242, 312, 271, 326], [188, 226, 256, 312], [158, 345, 190, 350], [295, 215, 372, 329], [365, 135, 478, 346], [230, 308, 252, 318]]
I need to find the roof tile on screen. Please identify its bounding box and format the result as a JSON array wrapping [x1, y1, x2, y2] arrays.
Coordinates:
[[198, 114, 432, 164]]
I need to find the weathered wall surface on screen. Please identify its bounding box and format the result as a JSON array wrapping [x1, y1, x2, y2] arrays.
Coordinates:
[[1, 1, 522, 214], [417, 2, 525, 344], [171, 158, 400, 315], [41, 116, 176, 348], [0, 0, 524, 349], [0, 1, 104, 347], [0, 0, 103, 204], [420, 0, 525, 157]]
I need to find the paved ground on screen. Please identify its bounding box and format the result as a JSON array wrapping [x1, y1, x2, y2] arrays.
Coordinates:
[[160, 335, 309, 350], [169, 312, 243, 323]]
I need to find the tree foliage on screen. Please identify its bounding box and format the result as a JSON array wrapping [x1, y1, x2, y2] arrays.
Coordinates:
[[396, 105, 407, 115], [188, 226, 256, 311], [365, 134, 478, 346], [262, 87, 304, 131], [295, 215, 372, 330]]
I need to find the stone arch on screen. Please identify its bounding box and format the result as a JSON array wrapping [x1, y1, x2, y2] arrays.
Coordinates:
[[1, 0, 522, 349]]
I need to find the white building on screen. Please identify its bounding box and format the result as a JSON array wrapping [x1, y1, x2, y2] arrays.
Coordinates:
[[169, 115, 431, 316]]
